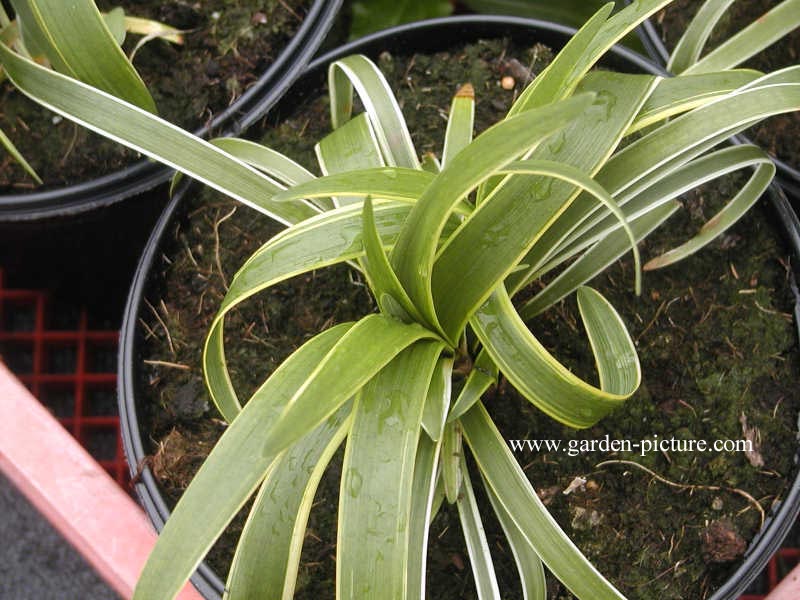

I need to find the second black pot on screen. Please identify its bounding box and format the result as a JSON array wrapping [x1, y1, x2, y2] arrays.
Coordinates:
[[0, 0, 342, 223]]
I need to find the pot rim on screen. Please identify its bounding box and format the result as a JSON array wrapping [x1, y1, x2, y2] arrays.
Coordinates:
[[118, 14, 800, 600], [0, 0, 342, 223]]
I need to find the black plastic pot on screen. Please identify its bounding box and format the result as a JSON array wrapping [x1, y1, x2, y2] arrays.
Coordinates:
[[119, 15, 800, 599], [627, 1, 800, 207], [0, 0, 342, 223]]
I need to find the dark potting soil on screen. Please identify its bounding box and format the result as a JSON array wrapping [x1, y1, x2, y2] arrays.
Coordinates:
[[654, 0, 800, 172], [0, 0, 310, 191], [136, 38, 800, 600]]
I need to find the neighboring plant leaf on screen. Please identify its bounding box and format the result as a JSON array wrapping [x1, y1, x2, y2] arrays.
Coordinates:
[[209, 137, 316, 187], [461, 402, 625, 599], [0, 126, 41, 183], [0, 43, 318, 225], [338, 340, 444, 600], [9, 0, 156, 111], [349, 0, 452, 40]]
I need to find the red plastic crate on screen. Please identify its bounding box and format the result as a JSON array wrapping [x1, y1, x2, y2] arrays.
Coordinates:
[[0, 268, 127, 486]]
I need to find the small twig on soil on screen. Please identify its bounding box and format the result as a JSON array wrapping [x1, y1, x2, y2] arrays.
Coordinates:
[[636, 299, 666, 342], [213, 206, 237, 290], [144, 298, 176, 356], [595, 459, 765, 528], [277, 0, 302, 21], [143, 359, 191, 371], [60, 124, 80, 166]]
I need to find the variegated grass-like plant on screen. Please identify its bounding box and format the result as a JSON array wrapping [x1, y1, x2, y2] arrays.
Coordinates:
[[2, 0, 799, 598], [0, 0, 181, 183]]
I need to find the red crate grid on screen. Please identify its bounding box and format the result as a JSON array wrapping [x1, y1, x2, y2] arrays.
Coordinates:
[[0, 268, 127, 486]]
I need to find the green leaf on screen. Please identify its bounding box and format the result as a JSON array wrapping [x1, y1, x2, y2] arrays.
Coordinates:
[[460, 0, 645, 53], [683, 0, 800, 75], [448, 350, 498, 423], [529, 144, 775, 287], [407, 435, 441, 598], [338, 340, 445, 599], [203, 201, 415, 419], [225, 404, 351, 600], [441, 420, 462, 504], [442, 83, 475, 167], [644, 160, 775, 270], [273, 167, 436, 205], [329, 55, 419, 168], [209, 138, 315, 187], [349, 0, 452, 40], [421, 357, 453, 442], [0, 125, 41, 183], [627, 69, 762, 134], [667, 0, 736, 74], [508, 0, 671, 114], [519, 200, 679, 318], [456, 453, 501, 600], [259, 315, 444, 460], [471, 286, 639, 428], [10, 0, 155, 111], [0, 43, 318, 225], [361, 196, 422, 322], [435, 73, 656, 340], [102, 7, 126, 46], [316, 112, 384, 207], [391, 94, 596, 340], [133, 324, 353, 600], [462, 402, 624, 599], [482, 474, 547, 600]]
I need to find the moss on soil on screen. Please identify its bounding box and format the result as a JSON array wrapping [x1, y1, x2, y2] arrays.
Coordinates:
[[655, 0, 800, 171], [0, 0, 310, 191], [137, 38, 800, 599]]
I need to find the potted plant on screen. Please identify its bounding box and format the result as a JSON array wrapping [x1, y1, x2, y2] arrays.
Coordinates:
[[3, 2, 800, 598], [0, 0, 341, 221], [624, 0, 800, 204]]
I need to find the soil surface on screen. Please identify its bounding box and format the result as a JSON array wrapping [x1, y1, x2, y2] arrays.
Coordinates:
[[655, 0, 800, 172], [0, 0, 310, 191], [136, 38, 800, 600]]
